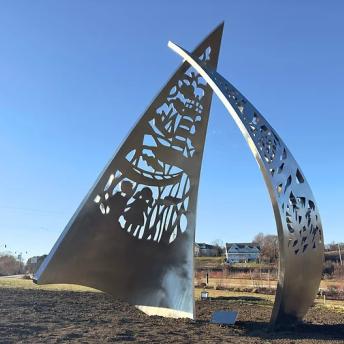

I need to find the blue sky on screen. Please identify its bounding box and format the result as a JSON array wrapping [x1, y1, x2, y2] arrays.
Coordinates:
[[1, 1, 343, 259]]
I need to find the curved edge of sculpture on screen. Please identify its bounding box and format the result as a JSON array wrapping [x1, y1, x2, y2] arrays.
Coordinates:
[[168, 40, 324, 326], [34, 24, 224, 320], [136, 305, 192, 319]]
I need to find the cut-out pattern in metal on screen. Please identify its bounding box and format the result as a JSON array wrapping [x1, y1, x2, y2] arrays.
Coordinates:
[[34, 24, 324, 326], [34, 24, 224, 319], [168, 40, 324, 326], [93, 64, 211, 244]]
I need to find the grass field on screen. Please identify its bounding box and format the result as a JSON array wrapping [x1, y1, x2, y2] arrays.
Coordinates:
[[0, 277, 98, 292], [194, 287, 344, 314], [195, 257, 272, 269], [1, 277, 343, 343], [195, 276, 343, 290], [195, 256, 224, 265], [1, 277, 342, 314]]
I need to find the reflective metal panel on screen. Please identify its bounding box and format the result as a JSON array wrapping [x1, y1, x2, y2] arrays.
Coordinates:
[[168, 41, 324, 326], [211, 311, 238, 325], [34, 25, 224, 318]]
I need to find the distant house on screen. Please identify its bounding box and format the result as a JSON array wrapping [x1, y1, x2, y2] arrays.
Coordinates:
[[194, 243, 219, 257], [225, 243, 260, 263]]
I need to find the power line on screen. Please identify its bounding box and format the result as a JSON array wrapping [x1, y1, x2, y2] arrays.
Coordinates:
[[0, 205, 65, 215]]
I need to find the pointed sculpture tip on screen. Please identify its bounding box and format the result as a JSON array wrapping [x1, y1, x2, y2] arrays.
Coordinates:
[[206, 21, 224, 43], [214, 21, 225, 34], [167, 22, 224, 50], [218, 21, 225, 29]]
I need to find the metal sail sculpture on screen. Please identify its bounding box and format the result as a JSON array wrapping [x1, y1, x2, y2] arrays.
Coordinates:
[[34, 25, 224, 319], [168, 39, 324, 325]]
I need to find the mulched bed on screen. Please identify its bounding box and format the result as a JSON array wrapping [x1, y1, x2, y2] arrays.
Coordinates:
[[0, 288, 343, 343]]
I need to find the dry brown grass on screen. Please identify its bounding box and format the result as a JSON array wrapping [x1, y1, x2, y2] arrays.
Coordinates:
[[2, 277, 343, 314], [0, 277, 99, 292]]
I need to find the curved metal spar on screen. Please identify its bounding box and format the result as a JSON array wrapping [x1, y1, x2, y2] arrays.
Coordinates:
[[168, 40, 324, 326]]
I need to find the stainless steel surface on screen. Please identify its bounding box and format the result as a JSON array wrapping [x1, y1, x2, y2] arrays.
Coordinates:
[[168, 40, 324, 326], [34, 24, 224, 319]]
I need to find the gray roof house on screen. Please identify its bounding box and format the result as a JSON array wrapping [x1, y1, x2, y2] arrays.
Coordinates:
[[194, 243, 219, 257], [225, 243, 260, 263]]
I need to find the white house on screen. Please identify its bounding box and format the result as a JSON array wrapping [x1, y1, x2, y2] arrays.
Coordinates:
[[225, 243, 260, 263]]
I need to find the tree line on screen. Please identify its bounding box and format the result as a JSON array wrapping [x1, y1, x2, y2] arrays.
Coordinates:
[[0, 253, 46, 276]]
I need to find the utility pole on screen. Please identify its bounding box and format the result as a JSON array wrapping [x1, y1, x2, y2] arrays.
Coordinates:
[[338, 244, 343, 266]]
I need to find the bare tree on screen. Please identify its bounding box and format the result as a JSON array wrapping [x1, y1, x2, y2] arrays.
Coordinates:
[[212, 239, 225, 256], [0, 254, 23, 276], [253, 233, 279, 263]]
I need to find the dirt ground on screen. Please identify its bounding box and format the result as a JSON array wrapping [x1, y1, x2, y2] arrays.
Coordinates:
[[0, 288, 343, 343]]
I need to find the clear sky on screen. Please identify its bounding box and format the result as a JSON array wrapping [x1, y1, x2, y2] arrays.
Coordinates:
[[1, 1, 343, 260]]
